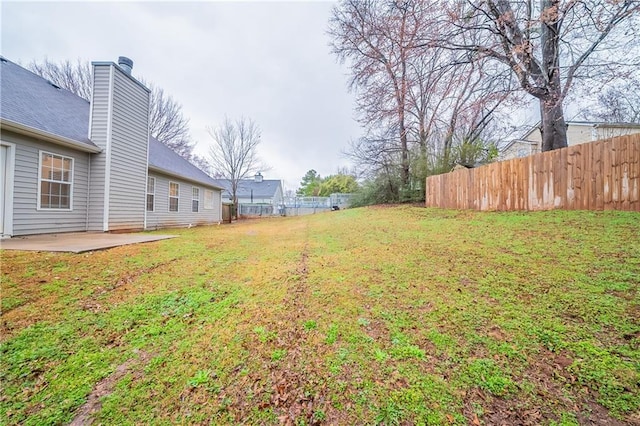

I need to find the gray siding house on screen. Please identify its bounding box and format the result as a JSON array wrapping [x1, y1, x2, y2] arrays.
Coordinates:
[[499, 121, 640, 161], [213, 173, 284, 211], [0, 56, 222, 237]]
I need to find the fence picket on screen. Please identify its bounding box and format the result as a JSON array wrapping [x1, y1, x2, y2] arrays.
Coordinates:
[[631, 136, 640, 210], [592, 140, 603, 210], [425, 134, 640, 211]]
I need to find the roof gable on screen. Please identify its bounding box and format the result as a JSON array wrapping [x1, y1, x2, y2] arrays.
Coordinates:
[[0, 56, 218, 188]]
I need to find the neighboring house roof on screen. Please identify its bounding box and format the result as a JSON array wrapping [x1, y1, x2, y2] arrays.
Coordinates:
[[213, 178, 282, 199], [563, 120, 640, 128], [0, 56, 220, 189]]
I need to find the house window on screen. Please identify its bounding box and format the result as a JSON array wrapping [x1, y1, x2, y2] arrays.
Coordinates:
[[192, 187, 200, 212], [169, 182, 179, 212], [146, 177, 155, 212], [38, 151, 73, 210], [204, 189, 214, 210]]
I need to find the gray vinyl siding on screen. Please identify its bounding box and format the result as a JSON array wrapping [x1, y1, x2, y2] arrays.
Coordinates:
[[87, 65, 110, 231], [146, 171, 221, 230], [106, 70, 149, 231], [1, 130, 90, 236]]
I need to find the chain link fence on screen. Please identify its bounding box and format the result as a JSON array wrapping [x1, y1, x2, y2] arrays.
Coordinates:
[[237, 194, 354, 218]]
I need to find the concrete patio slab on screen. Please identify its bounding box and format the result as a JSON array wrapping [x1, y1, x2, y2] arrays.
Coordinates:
[[0, 232, 177, 253]]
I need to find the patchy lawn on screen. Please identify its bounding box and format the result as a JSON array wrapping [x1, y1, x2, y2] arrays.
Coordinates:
[[1, 206, 639, 425]]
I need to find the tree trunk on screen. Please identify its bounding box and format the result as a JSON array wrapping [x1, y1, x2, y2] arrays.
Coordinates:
[[540, 97, 568, 151], [418, 124, 428, 193], [399, 122, 409, 188], [442, 114, 457, 169], [539, 0, 568, 152], [232, 183, 238, 220]]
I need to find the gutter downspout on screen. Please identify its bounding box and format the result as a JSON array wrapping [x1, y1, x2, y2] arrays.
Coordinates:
[[143, 98, 151, 230], [86, 154, 91, 230]]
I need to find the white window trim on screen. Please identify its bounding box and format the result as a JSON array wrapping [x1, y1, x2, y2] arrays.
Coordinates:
[[169, 181, 179, 213], [146, 176, 155, 212], [192, 186, 200, 213], [37, 150, 74, 211]]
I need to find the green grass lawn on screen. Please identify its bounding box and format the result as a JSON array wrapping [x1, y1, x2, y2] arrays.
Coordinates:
[[1, 206, 639, 425]]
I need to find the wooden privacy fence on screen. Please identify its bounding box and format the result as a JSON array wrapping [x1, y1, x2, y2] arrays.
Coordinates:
[[425, 133, 640, 211], [222, 203, 234, 223]]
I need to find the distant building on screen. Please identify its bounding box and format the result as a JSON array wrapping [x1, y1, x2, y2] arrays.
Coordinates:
[[213, 173, 284, 215], [500, 121, 640, 160]]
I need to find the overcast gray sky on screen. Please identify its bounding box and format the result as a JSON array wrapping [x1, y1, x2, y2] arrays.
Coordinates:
[[1, 1, 360, 192]]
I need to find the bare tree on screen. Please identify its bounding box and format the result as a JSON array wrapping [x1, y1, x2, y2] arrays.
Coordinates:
[[207, 117, 263, 209], [345, 124, 405, 201], [442, 0, 639, 151], [189, 154, 212, 175], [330, 0, 517, 201], [329, 0, 432, 189], [27, 58, 196, 162], [406, 46, 518, 170], [28, 59, 93, 100], [144, 82, 193, 157], [580, 76, 640, 123]]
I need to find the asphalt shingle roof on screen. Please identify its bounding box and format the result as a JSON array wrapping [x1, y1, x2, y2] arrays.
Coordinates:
[[0, 56, 219, 189], [0, 57, 96, 147], [148, 137, 221, 188]]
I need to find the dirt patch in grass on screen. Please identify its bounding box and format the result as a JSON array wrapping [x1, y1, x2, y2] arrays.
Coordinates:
[[69, 350, 153, 426], [507, 348, 634, 425], [576, 401, 632, 426], [222, 229, 332, 425], [464, 385, 629, 426], [363, 319, 391, 342], [1, 244, 153, 338], [77, 257, 181, 313], [468, 392, 547, 426]]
